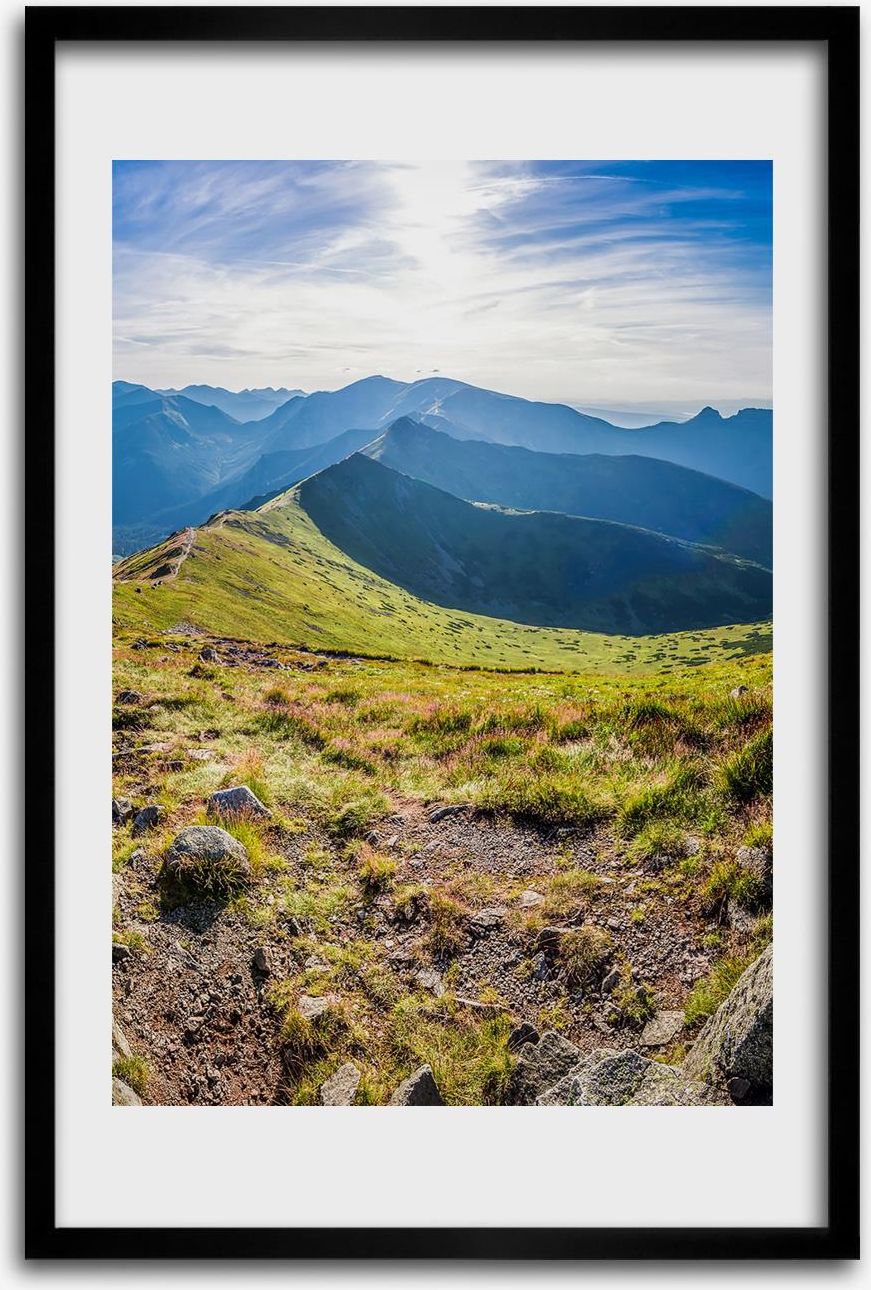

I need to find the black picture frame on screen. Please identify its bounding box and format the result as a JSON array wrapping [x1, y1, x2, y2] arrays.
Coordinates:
[[25, 5, 859, 1261]]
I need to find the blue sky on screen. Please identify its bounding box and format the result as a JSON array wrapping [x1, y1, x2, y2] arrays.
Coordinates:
[[113, 159, 772, 406]]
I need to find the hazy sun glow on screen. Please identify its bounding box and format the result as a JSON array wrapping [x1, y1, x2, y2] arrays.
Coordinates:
[[113, 159, 772, 407]]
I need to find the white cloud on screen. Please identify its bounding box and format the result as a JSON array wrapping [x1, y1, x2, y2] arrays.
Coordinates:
[[113, 160, 771, 405]]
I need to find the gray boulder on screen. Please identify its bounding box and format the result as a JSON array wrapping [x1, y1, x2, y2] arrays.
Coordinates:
[[320, 1062, 361, 1106], [112, 1077, 141, 1107], [535, 1049, 725, 1107], [388, 1064, 445, 1106], [638, 1010, 684, 1048], [683, 945, 773, 1098], [506, 1030, 581, 1104], [112, 797, 134, 826], [207, 785, 271, 821], [132, 804, 164, 836], [162, 825, 252, 893]]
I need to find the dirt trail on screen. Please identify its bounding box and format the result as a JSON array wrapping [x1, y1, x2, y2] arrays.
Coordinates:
[[112, 792, 716, 1106]]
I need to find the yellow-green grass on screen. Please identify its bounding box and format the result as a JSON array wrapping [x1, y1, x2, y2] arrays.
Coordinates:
[[113, 503, 771, 675], [112, 589, 772, 1103]]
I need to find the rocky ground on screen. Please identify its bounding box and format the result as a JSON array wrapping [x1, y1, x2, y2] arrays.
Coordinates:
[[111, 633, 773, 1107]]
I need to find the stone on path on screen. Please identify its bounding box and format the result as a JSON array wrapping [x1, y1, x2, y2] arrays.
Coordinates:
[[388, 1064, 445, 1106], [112, 1077, 141, 1107], [638, 1010, 684, 1048], [320, 1062, 361, 1106], [207, 785, 271, 821], [428, 804, 468, 824], [132, 804, 164, 836], [162, 825, 252, 891]]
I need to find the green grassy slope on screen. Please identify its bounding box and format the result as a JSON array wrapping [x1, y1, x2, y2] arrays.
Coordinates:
[[294, 454, 771, 635], [114, 492, 771, 673]]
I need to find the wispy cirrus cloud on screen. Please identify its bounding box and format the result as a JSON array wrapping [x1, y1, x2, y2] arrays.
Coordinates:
[[113, 159, 772, 405]]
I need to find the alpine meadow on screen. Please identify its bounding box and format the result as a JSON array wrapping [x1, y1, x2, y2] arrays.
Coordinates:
[[111, 160, 774, 1108]]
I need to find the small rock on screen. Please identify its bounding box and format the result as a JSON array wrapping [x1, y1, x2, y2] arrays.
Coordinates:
[[320, 1062, 361, 1106], [253, 947, 271, 974], [385, 834, 400, 849], [531, 952, 550, 982], [601, 968, 621, 995], [518, 889, 544, 908], [415, 967, 445, 997], [162, 825, 252, 890], [132, 804, 164, 836], [199, 646, 220, 662], [607, 916, 621, 931], [112, 1077, 141, 1107], [365, 831, 380, 846], [388, 1064, 445, 1106], [727, 1076, 752, 1101], [730, 685, 748, 700], [111, 1020, 132, 1060], [638, 1011, 684, 1048], [469, 905, 507, 935], [298, 994, 332, 1021], [683, 836, 702, 857], [112, 797, 134, 826], [508, 1022, 539, 1051], [428, 804, 468, 824], [112, 943, 132, 964], [535, 926, 564, 954], [207, 785, 271, 821], [116, 690, 142, 704], [187, 748, 214, 762], [736, 845, 773, 901]]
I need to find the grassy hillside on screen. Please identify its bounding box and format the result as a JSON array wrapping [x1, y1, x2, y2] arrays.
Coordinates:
[[294, 454, 771, 635], [366, 419, 772, 566], [114, 494, 771, 673]]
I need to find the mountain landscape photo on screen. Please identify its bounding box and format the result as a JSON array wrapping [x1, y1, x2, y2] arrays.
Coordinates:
[[112, 160, 774, 1109]]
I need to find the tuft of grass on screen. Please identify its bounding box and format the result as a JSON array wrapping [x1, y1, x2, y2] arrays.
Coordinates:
[[743, 819, 773, 851], [719, 728, 773, 802], [358, 851, 398, 894], [617, 764, 711, 839], [426, 890, 469, 957], [628, 820, 687, 866], [479, 771, 609, 831], [557, 925, 613, 989], [113, 1054, 149, 1096], [702, 858, 762, 912], [609, 963, 656, 1027], [684, 955, 752, 1027]]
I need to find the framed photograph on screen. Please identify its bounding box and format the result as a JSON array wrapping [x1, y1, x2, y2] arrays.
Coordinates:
[[26, 5, 859, 1260]]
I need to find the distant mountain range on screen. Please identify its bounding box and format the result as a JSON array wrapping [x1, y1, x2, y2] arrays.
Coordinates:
[[113, 380, 301, 422], [364, 418, 772, 567], [112, 374, 772, 552]]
